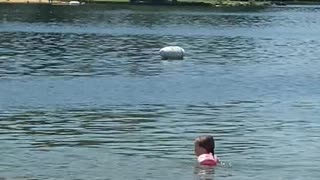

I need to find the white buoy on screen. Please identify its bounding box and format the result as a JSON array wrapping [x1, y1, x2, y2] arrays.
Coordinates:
[[69, 1, 80, 5], [159, 46, 185, 60]]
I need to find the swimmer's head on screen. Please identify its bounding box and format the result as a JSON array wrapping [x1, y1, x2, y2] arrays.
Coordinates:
[[194, 135, 215, 156]]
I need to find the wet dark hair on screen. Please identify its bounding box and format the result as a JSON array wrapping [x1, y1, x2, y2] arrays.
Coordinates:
[[195, 135, 215, 155]]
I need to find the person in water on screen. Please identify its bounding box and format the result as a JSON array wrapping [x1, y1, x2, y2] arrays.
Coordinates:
[[194, 135, 219, 166]]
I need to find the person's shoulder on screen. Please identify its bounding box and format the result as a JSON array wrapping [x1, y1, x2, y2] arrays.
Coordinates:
[[198, 153, 218, 166]]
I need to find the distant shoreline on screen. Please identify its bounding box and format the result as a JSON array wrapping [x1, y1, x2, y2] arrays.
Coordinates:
[[1, 0, 320, 6], [285, 1, 320, 5]]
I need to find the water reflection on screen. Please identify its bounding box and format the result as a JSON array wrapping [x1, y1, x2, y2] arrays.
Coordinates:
[[0, 32, 166, 77], [194, 165, 216, 180], [0, 32, 273, 77], [0, 102, 270, 158], [0, 4, 273, 28], [1, 4, 318, 31]]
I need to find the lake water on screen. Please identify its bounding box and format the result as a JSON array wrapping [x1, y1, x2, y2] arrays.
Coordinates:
[[1, 4, 320, 180]]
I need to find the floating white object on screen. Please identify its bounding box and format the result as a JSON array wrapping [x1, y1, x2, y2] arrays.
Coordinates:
[[159, 46, 185, 60], [69, 1, 80, 5]]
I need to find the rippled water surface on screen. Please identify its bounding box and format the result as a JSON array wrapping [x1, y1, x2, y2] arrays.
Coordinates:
[[1, 4, 320, 180]]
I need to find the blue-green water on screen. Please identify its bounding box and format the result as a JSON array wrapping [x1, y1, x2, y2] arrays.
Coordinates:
[[1, 4, 320, 179]]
